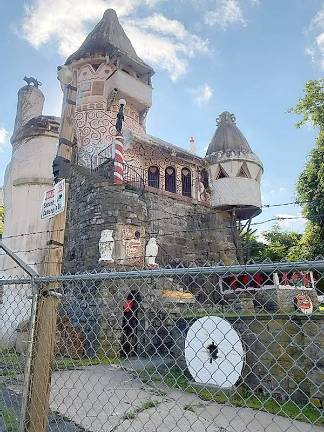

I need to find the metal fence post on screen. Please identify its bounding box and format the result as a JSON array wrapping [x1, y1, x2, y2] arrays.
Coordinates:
[[19, 276, 38, 432]]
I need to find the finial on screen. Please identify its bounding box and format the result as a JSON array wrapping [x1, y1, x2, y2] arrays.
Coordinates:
[[23, 76, 42, 88], [103, 8, 118, 18], [216, 111, 236, 126]]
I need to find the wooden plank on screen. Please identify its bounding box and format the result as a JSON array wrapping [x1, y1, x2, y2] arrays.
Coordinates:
[[23, 70, 77, 432]]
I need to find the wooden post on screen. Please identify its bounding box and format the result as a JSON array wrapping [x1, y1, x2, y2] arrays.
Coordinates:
[[22, 70, 77, 432]]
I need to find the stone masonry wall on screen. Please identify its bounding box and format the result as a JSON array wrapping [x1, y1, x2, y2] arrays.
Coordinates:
[[63, 165, 237, 272], [62, 165, 237, 357]]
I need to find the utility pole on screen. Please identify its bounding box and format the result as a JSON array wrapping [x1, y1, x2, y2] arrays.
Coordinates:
[[22, 66, 77, 432]]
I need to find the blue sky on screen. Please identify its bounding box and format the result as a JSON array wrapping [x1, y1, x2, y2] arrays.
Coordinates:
[[0, 0, 323, 233]]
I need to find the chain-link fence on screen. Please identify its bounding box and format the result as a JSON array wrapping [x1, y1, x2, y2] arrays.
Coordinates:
[[0, 260, 323, 432]]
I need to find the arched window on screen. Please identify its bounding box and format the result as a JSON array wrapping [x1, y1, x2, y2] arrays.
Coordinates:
[[148, 166, 159, 188], [165, 167, 176, 193], [181, 168, 192, 197]]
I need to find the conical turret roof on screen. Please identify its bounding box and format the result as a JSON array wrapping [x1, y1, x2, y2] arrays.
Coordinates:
[[206, 112, 252, 156], [65, 9, 154, 75]]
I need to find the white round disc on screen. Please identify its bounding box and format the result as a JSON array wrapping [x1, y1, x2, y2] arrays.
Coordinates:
[[185, 316, 244, 388]]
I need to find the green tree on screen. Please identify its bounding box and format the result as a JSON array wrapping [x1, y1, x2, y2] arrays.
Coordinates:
[[296, 131, 324, 227], [243, 224, 302, 262], [292, 78, 324, 129], [291, 79, 324, 258]]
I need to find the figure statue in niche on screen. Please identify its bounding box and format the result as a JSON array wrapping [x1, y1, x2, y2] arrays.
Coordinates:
[[115, 99, 126, 135], [99, 229, 114, 262], [145, 237, 159, 268]]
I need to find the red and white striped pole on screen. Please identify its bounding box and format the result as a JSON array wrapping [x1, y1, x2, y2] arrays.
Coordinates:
[[114, 99, 126, 185], [114, 134, 124, 184]]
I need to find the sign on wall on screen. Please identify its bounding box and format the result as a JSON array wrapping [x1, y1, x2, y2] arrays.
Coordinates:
[[41, 179, 65, 219]]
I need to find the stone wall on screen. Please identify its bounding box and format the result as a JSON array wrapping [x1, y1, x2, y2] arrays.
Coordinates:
[[171, 315, 324, 405], [62, 165, 237, 356], [63, 164, 237, 273]]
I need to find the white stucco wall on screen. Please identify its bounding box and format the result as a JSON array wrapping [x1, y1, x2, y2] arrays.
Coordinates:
[[0, 134, 58, 347], [13, 86, 44, 135], [209, 177, 262, 209]]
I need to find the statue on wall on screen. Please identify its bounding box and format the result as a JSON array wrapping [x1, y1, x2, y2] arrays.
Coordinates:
[[99, 229, 114, 262], [116, 99, 126, 134], [145, 237, 159, 268], [23, 76, 42, 88]]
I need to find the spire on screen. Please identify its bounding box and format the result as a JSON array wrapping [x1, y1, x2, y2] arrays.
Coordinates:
[[65, 9, 154, 75], [206, 111, 252, 156]]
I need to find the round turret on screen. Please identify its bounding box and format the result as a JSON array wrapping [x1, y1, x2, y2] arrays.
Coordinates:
[[205, 112, 263, 220], [12, 84, 44, 139]]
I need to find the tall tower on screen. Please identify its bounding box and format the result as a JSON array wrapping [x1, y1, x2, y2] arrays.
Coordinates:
[[64, 9, 154, 164], [0, 82, 59, 345], [2, 83, 59, 270], [205, 112, 263, 220]]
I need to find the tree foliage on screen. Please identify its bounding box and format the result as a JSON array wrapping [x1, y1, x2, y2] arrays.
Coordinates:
[[243, 224, 303, 262], [292, 78, 324, 258], [296, 131, 324, 227], [291, 78, 324, 129]]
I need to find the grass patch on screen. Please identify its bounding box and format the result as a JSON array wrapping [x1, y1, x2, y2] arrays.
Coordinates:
[[54, 356, 120, 371], [123, 400, 160, 420], [0, 349, 21, 379], [0, 405, 19, 432], [138, 366, 324, 425], [0, 370, 17, 378]]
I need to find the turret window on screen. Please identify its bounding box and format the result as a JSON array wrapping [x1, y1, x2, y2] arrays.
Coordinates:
[[165, 167, 176, 193], [148, 166, 159, 188], [216, 165, 228, 179], [181, 168, 192, 197], [237, 162, 251, 178]]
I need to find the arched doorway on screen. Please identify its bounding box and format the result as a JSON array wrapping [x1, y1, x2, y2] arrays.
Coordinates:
[[120, 291, 142, 357]]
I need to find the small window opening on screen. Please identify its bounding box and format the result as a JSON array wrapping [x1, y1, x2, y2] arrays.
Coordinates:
[[181, 168, 192, 197], [216, 165, 228, 179], [165, 167, 176, 193], [238, 162, 251, 178], [148, 166, 159, 188]]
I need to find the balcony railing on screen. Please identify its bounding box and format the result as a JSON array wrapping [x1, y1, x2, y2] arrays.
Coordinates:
[[74, 147, 193, 199]]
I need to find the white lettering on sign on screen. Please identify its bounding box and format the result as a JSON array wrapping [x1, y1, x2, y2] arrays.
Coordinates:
[[41, 179, 65, 219]]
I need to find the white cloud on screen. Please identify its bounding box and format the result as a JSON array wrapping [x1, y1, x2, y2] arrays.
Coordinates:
[[306, 4, 324, 70], [21, 0, 208, 81], [192, 83, 214, 105], [0, 128, 8, 147], [205, 0, 246, 29], [203, 0, 259, 29], [124, 14, 208, 80]]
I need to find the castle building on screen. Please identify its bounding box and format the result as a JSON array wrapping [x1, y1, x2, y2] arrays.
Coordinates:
[[59, 9, 263, 272], [0, 9, 263, 349]]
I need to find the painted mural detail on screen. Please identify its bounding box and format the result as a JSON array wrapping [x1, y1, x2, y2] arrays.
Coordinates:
[[75, 62, 145, 166]]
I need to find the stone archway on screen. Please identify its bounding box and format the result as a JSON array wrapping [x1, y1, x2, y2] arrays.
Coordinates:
[[120, 290, 143, 357]]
